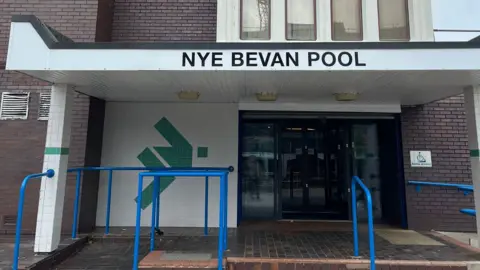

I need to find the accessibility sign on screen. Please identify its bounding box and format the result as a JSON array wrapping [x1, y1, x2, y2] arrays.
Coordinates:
[[410, 151, 432, 168]]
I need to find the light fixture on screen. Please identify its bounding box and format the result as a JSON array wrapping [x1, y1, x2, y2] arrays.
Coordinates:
[[177, 91, 200, 101], [333, 92, 359, 102], [255, 92, 277, 102]]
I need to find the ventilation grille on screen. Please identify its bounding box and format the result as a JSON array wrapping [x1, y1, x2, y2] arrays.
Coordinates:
[[38, 92, 51, 120], [3, 215, 16, 226], [0, 92, 29, 120]]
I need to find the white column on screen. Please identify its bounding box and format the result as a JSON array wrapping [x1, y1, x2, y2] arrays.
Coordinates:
[[34, 84, 74, 253], [317, 0, 332, 41], [363, 0, 380, 41], [464, 85, 480, 246]]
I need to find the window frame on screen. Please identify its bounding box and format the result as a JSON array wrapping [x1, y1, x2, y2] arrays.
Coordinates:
[[240, 0, 272, 40], [330, 0, 364, 41], [377, 0, 410, 41], [0, 92, 30, 120], [284, 0, 317, 41]]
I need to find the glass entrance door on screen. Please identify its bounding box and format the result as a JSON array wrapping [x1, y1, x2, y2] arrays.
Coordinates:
[[280, 120, 347, 219]]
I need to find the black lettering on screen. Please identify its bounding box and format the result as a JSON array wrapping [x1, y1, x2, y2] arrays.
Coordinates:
[[355, 52, 366, 66], [197, 52, 210, 67], [338, 52, 353, 67], [212, 52, 223, 67], [308, 52, 320, 66], [286, 52, 299, 66], [259, 53, 271, 67], [322, 52, 336, 67], [260, 53, 270, 67], [246, 52, 258, 66], [232, 52, 244, 66], [182, 52, 195, 67], [271, 52, 285, 67]]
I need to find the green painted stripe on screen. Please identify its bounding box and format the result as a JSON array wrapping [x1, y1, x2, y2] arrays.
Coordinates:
[[44, 147, 69, 155], [470, 149, 480, 157]]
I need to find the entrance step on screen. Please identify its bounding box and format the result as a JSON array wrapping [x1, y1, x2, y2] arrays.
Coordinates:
[[225, 258, 472, 270], [138, 250, 221, 269]]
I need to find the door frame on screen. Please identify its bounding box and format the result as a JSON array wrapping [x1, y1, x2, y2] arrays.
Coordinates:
[[238, 111, 406, 225]]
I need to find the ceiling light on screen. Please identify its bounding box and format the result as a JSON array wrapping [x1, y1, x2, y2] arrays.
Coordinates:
[[256, 92, 277, 102], [333, 92, 359, 102], [178, 91, 200, 101]]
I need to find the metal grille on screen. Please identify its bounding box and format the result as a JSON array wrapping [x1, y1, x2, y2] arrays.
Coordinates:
[[38, 92, 51, 120], [0, 92, 29, 120], [3, 215, 16, 226]]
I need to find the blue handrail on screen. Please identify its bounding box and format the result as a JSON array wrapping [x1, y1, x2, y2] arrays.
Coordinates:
[[69, 166, 234, 239], [134, 170, 229, 270], [408, 180, 473, 193], [13, 169, 55, 270], [407, 180, 475, 216], [351, 176, 375, 270]]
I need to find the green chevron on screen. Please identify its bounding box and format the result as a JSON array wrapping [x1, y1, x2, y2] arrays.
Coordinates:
[[134, 117, 207, 210]]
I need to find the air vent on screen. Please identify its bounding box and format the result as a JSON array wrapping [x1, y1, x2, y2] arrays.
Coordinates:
[[3, 215, 16, 226], [38, 92, 51, 120], [0, 92, 29, 120]]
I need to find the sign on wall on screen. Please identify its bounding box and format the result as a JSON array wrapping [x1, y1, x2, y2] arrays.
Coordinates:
[[410, 151, 432, 167]]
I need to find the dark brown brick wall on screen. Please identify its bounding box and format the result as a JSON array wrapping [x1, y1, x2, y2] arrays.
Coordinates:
[[402, 95, 476, 232], [112, 0, 217, 42], [0, 0, 107, 234]]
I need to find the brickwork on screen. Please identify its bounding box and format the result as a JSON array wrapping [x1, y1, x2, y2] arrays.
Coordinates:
[[0, 0, 102, 234], [112, 0, 217, 42], [402, 95, 476, 232]]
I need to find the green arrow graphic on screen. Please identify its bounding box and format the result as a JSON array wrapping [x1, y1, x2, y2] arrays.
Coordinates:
[[135, 117, 196, 210]]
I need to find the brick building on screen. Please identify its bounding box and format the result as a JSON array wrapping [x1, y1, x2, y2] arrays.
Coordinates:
[[1, 0, 480, 256]]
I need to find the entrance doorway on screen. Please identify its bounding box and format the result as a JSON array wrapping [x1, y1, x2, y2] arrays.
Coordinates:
[[239, 113, 405, 226], [280, 120, 349, 220]]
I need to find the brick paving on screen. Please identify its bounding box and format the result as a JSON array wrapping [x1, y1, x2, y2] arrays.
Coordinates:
[[52, 227, 480, 270]]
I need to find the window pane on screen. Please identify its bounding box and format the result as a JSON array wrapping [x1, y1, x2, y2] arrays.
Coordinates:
[[286, 0, 315, 40], [331, 0, 362, 41], [241, 0, 270, 40], [378, 0, 409, 40]]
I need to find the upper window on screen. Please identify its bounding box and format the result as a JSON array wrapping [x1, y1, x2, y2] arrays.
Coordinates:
[[286, 0, 316, 40], [378, 0, 409, 41], [331, 0, 363, 41], [0, 92, 29, 120], [241, 0, 271, 40]]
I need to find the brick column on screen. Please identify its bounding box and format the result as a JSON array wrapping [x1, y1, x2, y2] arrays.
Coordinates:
[[464, 85, 480, 243], [34, 84, 74, 253]]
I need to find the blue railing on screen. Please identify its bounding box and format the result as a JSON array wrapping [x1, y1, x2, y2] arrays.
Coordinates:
[[12, 169, 55, 270], [351, 176, 376, 270], [134, 169, 230, 270], [408, 180, 476, 216], [67, 166, 234, 239]]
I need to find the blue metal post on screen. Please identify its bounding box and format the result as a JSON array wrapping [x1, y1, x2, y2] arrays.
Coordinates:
[[351, 178, 359, 257], [204, 176, 209, 236], [13, 170, 55, 270], [365, 188, 375, 270], [217, 174, 226, 270], [154, 176, 160, 229], [224, 174, 228, 249], [105, 170, 113, 235], [132, 174, 144, 270], [150, 177, 159, 251], [72, 170, 82, 239]]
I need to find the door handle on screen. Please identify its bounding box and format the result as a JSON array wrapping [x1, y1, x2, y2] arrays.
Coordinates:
[[306, 183, 309, 188]]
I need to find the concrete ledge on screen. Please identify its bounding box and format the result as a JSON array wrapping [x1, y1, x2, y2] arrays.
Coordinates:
[[27, 236, 89, 270]]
